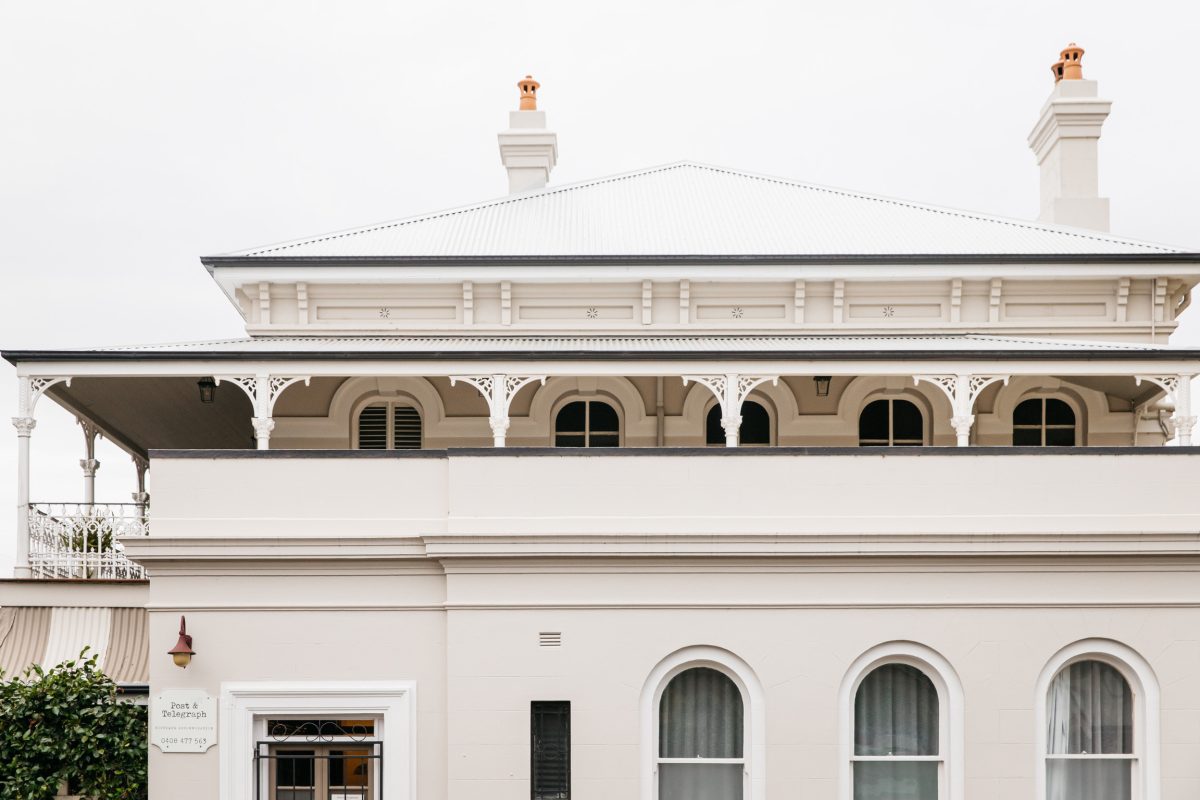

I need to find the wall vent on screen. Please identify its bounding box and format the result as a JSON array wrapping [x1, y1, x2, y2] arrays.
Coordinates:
[[539, 632, 562, 647]]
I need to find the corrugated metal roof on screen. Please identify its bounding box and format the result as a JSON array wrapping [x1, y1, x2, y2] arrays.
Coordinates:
[[64, 333, 1178, 355], [222, 163, 1182, 258], [104, 608, 148, 684]]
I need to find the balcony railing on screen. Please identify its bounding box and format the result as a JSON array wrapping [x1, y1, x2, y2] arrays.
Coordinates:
[[28, 503, 149, 580]]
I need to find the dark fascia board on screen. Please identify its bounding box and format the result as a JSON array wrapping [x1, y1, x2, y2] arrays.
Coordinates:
[[150, 446, 1200, 459], [8, 347, 1200, 364], [200, 253, 1200, 268]]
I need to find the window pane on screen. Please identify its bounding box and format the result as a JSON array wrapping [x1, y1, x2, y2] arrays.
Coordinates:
[[1045, 428, 1076, 447], [1013, 428, 1043, 446], [277, 791, 315, 800], [891, 401, 923, 443], [859, 400, 890, 443], [392, 406, 422, 450], [659, 667, 744, 759], [1045, 399, 1076, 426], [1045, 758, 1131, 800], [329, 749, 370, 788], [1014, 398, 1044, 426], [1046, 660, 1132, 755], [276, 750, 315, 788], [555, 434, 586, 448], [587, 401, 619, 433], [531, 701, 571, 800], [658, 763, 742, 800], [739, 402, 770, 445], [588, 434, 620, 448], [357, 406, 388, 449], [706, 405, 724, 445], [855, 664, 939, 756], [555, 402, 586, 433], [853, 760, 937, 800]]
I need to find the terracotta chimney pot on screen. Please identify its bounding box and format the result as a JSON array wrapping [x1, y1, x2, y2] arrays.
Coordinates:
[[1059, 43, 1085, 80], [518, 75, 540, 111]]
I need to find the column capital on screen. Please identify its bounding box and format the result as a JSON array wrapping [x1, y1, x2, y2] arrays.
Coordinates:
[[79, 458, 100, 478], [11, 416, 36, 436]]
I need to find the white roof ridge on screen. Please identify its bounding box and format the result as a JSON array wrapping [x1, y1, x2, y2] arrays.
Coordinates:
[[217, 161, 1184, 258]]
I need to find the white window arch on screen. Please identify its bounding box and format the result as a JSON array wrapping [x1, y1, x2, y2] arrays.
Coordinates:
[[839, 642, 964, 800], [1013, 394, 1080, 446], [1035, 639, 1159, 800], [640, 646, 765, 800]]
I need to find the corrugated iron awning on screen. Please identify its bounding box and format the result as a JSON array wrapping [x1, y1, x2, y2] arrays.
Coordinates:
[[0, 606, 148, 685]]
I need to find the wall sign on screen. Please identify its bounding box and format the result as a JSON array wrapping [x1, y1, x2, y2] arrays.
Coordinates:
[[151, 689, 217, 753]]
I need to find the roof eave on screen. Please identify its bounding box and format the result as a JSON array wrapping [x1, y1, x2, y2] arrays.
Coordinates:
[[201, 253, 1200, 267]]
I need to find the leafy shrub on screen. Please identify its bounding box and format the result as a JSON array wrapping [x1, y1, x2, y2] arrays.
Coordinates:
[[0, 650, 147, 800]]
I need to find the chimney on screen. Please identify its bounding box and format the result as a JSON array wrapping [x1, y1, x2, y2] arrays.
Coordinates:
[[1027, 44, 1112, 231], [498, 75, 558, 193]]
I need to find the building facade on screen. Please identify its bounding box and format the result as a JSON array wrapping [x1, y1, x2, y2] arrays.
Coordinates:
[[4, 48, 1200, 800]]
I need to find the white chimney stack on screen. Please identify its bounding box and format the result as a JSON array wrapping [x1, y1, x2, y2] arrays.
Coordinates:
[[498, 75, 558, 193], [1027, 44, 1112, 232]]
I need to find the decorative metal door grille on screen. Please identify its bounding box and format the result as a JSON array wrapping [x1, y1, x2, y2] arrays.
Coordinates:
[[255, 720, 381, 800], [531, 701, 571, 800]]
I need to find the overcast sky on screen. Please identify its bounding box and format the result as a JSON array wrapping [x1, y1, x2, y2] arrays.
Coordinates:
[[1, 0, 1198, 572]]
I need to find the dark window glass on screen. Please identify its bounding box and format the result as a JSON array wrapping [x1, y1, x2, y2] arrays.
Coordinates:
[[555, 401, 586, 433], [858, 400, 890, 443], [1013, 397, 1076, 446], [891, 401, 923, 443], [276, 750, 315, 789], [554, 400, 619, 448], [1014, 398, 1043, 426], [659, 667, 744, 759], [532, 701, 571, 800], [1046, 398, 1076, 426], [705, 402, 771, 446], [860, 399, 923, 446]]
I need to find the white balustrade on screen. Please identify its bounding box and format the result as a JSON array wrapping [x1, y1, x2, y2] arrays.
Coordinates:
[[27, 502, 149, 580]]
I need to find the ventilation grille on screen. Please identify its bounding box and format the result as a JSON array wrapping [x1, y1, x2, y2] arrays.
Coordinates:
[[357, 405, 388, 449], [393, 406, 422, 449], [539, 632, 562, 647]]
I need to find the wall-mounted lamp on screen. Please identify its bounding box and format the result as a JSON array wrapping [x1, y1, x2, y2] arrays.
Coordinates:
[[168, 616, 195, 669], [197, 377, 217, 404], [813, 376, 832, 397]]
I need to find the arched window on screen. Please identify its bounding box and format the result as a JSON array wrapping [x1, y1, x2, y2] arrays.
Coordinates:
[[859, 399, 923, 446], [1014, 398, 1077, 446], [356, 402, 422, 449], [554, 400, 619, 447], [658, 667, 744, 800], [1045, 660, 1133, 800], [853, 664, 940, 800], [705, 401, 771, 446]]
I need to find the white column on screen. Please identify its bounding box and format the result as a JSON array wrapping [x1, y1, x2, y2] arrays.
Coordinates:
[[449, 375, 546, 447], [914, 374, 1009, 447], [78, 418, 101, 506], [12, 415, 35, 578], [11, 375, 71, 577], [132, 456, 150, 524], [682, 374, 779, 448]]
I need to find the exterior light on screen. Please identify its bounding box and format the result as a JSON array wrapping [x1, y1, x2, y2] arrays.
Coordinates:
[[197, 377, 217, 404], [813, 376, 832, 397], [168, 616, 195, 668]]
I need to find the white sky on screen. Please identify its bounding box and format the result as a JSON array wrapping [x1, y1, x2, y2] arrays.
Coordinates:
[[2, 0, 1199, 573]]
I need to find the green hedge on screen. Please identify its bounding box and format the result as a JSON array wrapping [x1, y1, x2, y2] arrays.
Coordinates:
[[0, 650, 147, 800]]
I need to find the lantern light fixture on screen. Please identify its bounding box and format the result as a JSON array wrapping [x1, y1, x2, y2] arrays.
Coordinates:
[[197, 377, 217, 404], [813, 376, 832, 397], [168, 615, 195, 669]]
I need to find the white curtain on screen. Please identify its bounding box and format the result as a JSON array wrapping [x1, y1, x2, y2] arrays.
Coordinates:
[[853, 664, 938, 800], [1046, 660, 1132, 800], [659, 667, 743, 800]]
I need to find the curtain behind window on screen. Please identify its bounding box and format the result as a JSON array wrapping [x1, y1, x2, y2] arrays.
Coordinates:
[[854, 663, 938, 800], [659, 667, 743, 800], [1046, 660, 1132, 800]]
